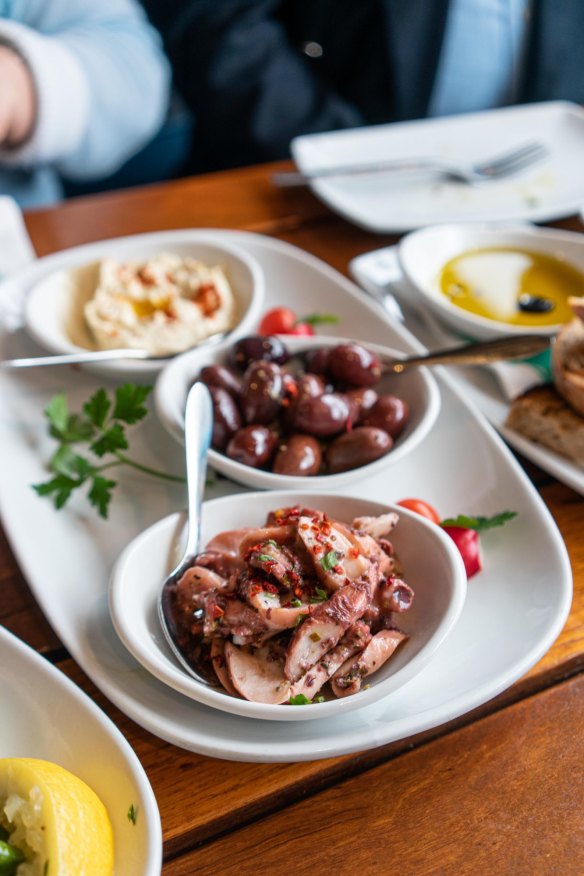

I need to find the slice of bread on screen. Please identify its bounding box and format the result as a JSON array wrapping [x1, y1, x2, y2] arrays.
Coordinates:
[[552, 298, 584, 417], [505, 384, 584, 468]]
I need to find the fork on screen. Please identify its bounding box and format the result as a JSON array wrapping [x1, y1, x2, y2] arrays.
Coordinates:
[[272, 140, 549, 187]]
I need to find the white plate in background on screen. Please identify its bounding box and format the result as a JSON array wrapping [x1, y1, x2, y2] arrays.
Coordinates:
[[292, 101, 584, 232], [0, 626, 162, 876], [0, 230, 572, 762]]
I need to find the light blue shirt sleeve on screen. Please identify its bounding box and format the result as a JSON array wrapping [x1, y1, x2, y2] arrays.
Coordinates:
[[4, 0, 171, 179], [428, 0, 530, 117]]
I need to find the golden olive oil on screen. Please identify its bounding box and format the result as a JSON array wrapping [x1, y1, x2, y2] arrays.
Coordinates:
[[439, 247, 583, 327]]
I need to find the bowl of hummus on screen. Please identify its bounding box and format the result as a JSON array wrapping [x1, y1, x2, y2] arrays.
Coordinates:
[[24, 232, 265, 377]]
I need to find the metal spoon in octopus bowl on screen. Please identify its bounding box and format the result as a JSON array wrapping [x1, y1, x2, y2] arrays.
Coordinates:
[[158, 380, 219, 687]]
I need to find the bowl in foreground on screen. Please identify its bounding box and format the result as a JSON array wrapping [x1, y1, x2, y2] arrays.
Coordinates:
[[109, 491, 467, 722]]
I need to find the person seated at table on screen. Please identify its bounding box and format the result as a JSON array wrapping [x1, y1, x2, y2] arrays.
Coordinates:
[[141, 0, 584, 173], [0, 0, 171, 207]]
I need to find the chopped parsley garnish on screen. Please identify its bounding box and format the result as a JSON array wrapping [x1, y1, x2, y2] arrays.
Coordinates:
[[441, 511, 517, 532], [289, 693, 325, 705], [320, 550, 339, 571], [289, 694, 311, 705], [127, 803, 137, 825], [310, 586, 328, 603]]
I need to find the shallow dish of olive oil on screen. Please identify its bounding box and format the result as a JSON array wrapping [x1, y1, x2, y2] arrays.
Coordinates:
[[439, 247, 583, 328]]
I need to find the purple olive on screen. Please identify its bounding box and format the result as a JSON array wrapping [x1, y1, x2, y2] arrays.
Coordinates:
[[240, 360, 285, 424], [361, 394, 409, 439], [303, 347, 330, 375], [294, 392, 352, 437], [326, 343, 382, 387], [326, 427, 392, 473], [346, 387, 378, 421], [282, 372, 326, 431], [272, 434, 322, 476], [226, 425, 277, 468], [228, 335, 289, 371], [208, 386, 241, 451], [199, 364, 242, 399]]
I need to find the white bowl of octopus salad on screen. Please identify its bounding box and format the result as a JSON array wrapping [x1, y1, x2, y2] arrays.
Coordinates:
[[109, 492, 467, 721]]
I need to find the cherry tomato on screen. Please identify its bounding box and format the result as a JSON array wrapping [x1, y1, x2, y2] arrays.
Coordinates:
[[396, 498, 441, 524], [286, 322, 315, 336], [441, 526, 482, 578], [259, 307, 297, 335]]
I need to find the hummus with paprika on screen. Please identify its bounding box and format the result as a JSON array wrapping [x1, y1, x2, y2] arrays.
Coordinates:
[[84, 252, 236, 355]]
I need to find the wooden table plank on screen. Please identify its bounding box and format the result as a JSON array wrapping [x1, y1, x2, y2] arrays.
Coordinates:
[[165, 673, 584, 876], [23, 162, 332, 257]]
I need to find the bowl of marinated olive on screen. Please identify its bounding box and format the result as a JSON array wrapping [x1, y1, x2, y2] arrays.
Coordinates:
[[154, 334, 441, 489]]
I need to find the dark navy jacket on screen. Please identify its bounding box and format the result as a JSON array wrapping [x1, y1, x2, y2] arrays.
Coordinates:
[[143, 0, 584, 171]]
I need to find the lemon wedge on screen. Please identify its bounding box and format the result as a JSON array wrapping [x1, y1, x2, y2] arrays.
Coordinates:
[[0, 758, 114, 875]]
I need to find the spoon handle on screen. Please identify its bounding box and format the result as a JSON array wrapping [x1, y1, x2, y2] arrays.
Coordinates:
[[385, 334, 552, 373], [182, 382, 214, 561], [0, 348, 158, 368]]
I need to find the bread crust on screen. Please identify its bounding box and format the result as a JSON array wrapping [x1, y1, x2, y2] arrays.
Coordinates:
[[552, 298, 584, 416], [505, 384, 584, 467]]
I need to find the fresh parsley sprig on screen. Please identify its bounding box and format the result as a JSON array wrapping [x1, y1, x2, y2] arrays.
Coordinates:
[[440, 511, 518, 532], [33, 384, 185, 519]]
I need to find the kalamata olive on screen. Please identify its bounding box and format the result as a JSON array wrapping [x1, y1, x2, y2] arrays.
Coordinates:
[[294, 392, 352, 437], [199, 365, 242, 398], [208, 386, 242, 451], [326, 427, 392, 473], [282, 372, 326, 431], [346, 387, 378, 420], [273, 434, 322, 476], [240, 360, 285, 424], [228, 335, 289, 371], [326, 343, 382, 387], [361, 394, 409, 439], [226, 425, 277, 468], [303, 347, 330, 375]]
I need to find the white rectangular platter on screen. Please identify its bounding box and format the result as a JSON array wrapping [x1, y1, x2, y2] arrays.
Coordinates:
[[291, 101, 584, 232], [0, 230, 572, 762]]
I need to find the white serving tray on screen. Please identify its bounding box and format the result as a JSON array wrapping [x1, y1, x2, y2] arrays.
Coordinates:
[[0, 230, 572, 762]]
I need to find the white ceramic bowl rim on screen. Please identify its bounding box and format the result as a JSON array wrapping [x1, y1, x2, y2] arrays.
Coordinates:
[[397, 222, 584, 337], [109, 491, 467, 722], [154, 334, 441, 490], [22, 230, 266, 377]]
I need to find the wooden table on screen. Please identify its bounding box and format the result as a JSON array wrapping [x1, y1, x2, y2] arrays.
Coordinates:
[[3, 162, 584, 874]]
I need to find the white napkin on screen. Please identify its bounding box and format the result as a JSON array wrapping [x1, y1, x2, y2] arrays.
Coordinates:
[[0, 196, 36, 330]]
